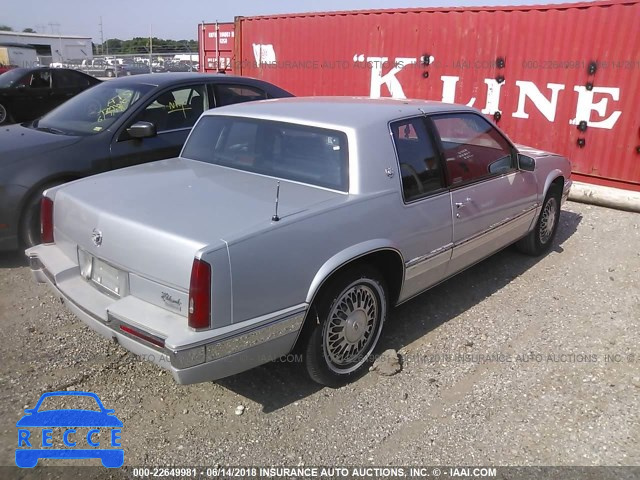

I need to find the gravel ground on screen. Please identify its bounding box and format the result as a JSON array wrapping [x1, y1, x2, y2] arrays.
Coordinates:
[[0, 201, 638, 469]]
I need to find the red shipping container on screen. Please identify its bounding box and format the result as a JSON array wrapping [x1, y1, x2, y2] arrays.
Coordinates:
[[232, 0, 640, 191], [198, 21, 235, 73]]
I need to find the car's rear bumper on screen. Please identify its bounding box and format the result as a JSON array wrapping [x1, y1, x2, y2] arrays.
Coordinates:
[[26, 244, 306, 384]]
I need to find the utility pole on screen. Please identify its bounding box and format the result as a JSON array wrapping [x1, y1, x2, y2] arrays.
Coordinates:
[[99, 17, 104, 56], [149, 24, 153, 73], [48, 22, 60, 35]]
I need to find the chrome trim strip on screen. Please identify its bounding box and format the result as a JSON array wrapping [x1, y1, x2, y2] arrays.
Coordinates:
[[405, 243, 454, 269], [169, 310, 306, 369], [203, 311, 305, 363], [157, 126, 192, 135], [454, 203, 538, 249], [171, 304, 308, 351]]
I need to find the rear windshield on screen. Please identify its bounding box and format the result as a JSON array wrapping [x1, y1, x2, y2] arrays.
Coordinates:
[[181, 116, 349, 192]]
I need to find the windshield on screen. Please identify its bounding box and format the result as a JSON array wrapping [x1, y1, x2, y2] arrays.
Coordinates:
[[0, 69, 26, 88], [182, 116, 349, 191], [34, 81, 155, 136]]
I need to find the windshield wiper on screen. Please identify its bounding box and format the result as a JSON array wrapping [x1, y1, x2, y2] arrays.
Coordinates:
[[35, 126, 67, 135]]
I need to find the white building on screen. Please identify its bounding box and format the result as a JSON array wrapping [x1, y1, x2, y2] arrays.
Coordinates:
[[0, 31, 93, 64]]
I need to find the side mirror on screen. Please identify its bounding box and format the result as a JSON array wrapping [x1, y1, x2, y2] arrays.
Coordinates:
[[126, 121, 156, 139], [518, 154, 536, 172]]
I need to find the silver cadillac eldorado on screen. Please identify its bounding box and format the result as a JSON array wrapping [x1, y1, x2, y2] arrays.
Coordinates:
[[27, 97, 572, 386]]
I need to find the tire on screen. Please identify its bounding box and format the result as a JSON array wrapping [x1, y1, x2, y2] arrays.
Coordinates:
[[0, 103, 11, 125], [516, 184, 561, 256], [106, 69, 114, 78], [304, 266, 388, 387], [19, 184, 57, 249]]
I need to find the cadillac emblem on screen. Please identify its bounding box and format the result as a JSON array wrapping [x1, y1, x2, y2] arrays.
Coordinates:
[[91, 228, 103, 247]]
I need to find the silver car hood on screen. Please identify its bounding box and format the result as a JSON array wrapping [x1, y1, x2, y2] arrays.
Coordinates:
[[53, 157, 345, 288], [515, 144, 561, 159]]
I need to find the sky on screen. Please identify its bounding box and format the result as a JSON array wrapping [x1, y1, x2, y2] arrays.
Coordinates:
[[4, 0, 589, 41]]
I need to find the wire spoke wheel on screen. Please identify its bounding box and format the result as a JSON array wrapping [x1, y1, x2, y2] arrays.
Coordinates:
[[304, 266, 388, 386], [539, 197, 558, 244], [323, 281, 381, 373], [0, 104, 7, 124]]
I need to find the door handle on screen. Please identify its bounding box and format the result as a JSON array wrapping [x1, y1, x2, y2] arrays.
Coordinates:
[[455, 197, 472, 209], [455, 197, 472, 218]]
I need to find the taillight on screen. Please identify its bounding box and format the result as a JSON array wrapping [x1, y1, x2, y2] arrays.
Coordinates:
[[188, 258, 211, 329], [41, 197, 54, 244]]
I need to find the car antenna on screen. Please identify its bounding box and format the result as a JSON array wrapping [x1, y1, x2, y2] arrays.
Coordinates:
[[272, 181, 281, 222]]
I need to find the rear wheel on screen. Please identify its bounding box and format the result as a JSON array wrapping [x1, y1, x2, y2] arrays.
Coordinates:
[[304, 266, 387, 387], [517, 184, 561, 256]]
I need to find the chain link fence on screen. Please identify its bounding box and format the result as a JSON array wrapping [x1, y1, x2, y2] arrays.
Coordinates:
[[37, 53, 199, 78]]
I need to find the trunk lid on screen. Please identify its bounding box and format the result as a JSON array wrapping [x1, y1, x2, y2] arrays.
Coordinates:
[[53, 157, 346, 289]]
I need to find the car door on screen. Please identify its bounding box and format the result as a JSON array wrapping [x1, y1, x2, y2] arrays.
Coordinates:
[[428, 112, 538, 276], [50, 69, 89, 108], [390, 116, 454, 302], [109, 83, 209, 169], [12, 70, 54, 121]]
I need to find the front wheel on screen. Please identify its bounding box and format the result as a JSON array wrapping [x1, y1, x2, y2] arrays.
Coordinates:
[[0, 103, 11, 125], [304, 267, 388, 387], [516, 184, 561, 256]]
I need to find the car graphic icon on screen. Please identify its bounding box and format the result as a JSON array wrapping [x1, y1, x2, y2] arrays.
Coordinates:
[[16, 391, 123, 468]]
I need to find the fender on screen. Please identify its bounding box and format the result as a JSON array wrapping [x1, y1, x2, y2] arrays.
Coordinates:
[[542, 167, 565, 198], [305, 239, 404, 305]]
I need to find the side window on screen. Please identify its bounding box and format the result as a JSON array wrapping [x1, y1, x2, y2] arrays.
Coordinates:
[[134, 84, 208, 133], [19, 71, 51, 88], [432, 113, 514, 185], [214, 84, 267, 107], [53, 70, 90, 88], [391, 117, 444, 202]]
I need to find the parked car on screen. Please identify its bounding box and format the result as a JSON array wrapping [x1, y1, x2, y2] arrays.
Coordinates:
[[0, 67, 100, 125], [78, 59, 125, 78], [163, 61, 193, 72], [0, 63, 16, 74], [0, 73, 292, 251], [121, 60, 150, 75], [26, 98, 572, 386]]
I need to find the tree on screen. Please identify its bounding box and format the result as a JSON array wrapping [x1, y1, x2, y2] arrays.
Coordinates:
[[0, 25, 13, 31], [22, 28, 36, 33]]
